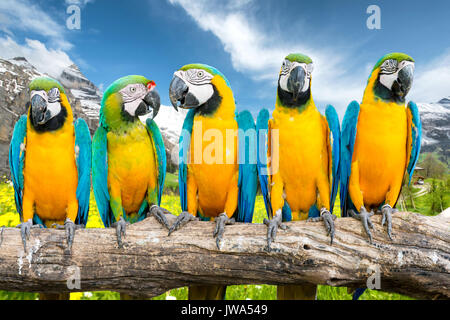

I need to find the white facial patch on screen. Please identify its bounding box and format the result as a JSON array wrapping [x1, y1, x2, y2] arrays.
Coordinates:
[[379, 60, 415, 90], [31, 88, 62, 124], [174, 69, 214, 106], [119, 83, 147, 116], [278, 60, 313, 93]]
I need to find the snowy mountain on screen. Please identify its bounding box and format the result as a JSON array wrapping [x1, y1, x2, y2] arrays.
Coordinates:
[[59, 64, 102, 120], [417, 98, 450, 162]]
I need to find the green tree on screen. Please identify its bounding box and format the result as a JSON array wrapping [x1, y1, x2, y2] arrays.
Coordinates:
[[420, 153, 447, 179]]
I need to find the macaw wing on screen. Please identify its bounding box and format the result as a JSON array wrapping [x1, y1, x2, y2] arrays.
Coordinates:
[[8, 115, 27, 220], [74, 118, 92, 226], [406, 101, 422, 185], [324, 105, 341, 212], [146, 118, 166, 206], [339, 101, 360, 217], [92, 125, 112, 227], [256, 109, 272, 219], [179, 109, 196, 212], [236, 110, 258, 223]]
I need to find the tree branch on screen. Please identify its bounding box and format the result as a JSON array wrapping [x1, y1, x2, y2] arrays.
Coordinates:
[[0, 212, 448, 299]]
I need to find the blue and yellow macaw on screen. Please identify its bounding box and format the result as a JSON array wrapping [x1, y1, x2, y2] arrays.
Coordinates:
[[9, 77, 91, 252], [92, 75, 170, 248], [340, 52, 421, 249], [257, 54, 341, 300], [168, 64, 258, 300]]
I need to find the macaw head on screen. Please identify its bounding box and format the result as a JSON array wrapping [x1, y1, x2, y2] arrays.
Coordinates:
[[368, 52, 415, 103], [169, 63, 232, 115], [100, 75, 160, 129], [277, 53, 314, 107], [28, 77, 71, 131]]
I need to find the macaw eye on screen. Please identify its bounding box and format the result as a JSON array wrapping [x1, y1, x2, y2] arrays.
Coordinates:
[[130, 86, 136, 93], [281, 60, 290, 75], [380, 59, 398, 74], [197, 71, 204, 78], [48, 87, 60, 103]]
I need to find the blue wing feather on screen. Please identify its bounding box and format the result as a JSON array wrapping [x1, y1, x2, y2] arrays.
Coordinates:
[[74, 118, 92, 226], [236, 110, 258, 223], [9, 115, 27, 220], [179, 109, 196, 212], [339, 101, 360, 217], [92, 126, 112, 227], [256, 109, 272, 219], [325, 105, 341, 212], [146, 118, 166, 206], [406, 101, 422, 185]]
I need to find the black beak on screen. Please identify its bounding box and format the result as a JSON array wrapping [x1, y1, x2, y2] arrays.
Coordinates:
[[31, 94, 48, 125], [287, 66, 306, 101], [169, 75, 189, 111], [393, 64, 414, 98], [136, 88, 161, 119]]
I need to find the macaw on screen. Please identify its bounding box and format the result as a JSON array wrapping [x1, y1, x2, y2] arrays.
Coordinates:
[[92, 75, 171, 248], [168, 64, 258, 300], [9, 77, 91, 253], [257, 54, 341, 300], [340, 52, 421, 248]]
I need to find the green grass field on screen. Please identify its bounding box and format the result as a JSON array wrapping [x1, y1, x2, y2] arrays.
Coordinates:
[[0, 180, 417, 300]]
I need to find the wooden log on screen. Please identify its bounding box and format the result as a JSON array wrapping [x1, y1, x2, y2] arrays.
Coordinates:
[[0, 212, 448, 299]]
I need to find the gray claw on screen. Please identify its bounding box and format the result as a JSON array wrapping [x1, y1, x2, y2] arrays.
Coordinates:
[[168, 211, 197, 236], [213, 213, 235, 249], [0, 226, 4, 248], [381, 205, 396, 241], [263, 212, 286, 251], [51, 219, 84, 252], [323, 210, 336, 245], [148, 205, 171, 229], [112, 217, 128, 248], [349, 207, 374, 244], [64, 218, 76, 252], [308, 210, 336, 245], [17, 219, 33, 252]]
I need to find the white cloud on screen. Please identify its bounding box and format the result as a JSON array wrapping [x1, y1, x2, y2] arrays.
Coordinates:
[[65, 0, 95, 8], [168, 0, 366, 115], [0, 0, 72, 50], [0, 36, 73, 77], [410, 50, 450, 103]]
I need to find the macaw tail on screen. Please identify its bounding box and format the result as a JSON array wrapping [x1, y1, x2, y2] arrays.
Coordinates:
[[352, 288, 366, 300]]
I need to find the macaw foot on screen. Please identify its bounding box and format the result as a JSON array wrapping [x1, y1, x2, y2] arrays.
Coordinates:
[[213, 213, 235, 250], [381, 204, 397, 241], [307, 209, 336, 245], [168, 211, 198, 236], [0, 226, 4, 248], [263, 211, 287, 252], [349, 206, 375, 244], [52, 218, 84, 252], [17, 219, 44, 252], [147, 205, 171, 230], [111, 217, 129, 248]]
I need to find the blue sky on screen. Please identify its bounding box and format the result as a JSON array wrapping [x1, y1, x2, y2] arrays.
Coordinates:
[[1, 0, 450, 117]]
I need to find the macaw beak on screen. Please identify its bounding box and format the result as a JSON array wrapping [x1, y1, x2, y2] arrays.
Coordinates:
[[31, 94, 48, 125], [169, 75, 189, 111], [136, 88, 161, 119], [393, 64, 414, 98], [288, 66, 307, 101]]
